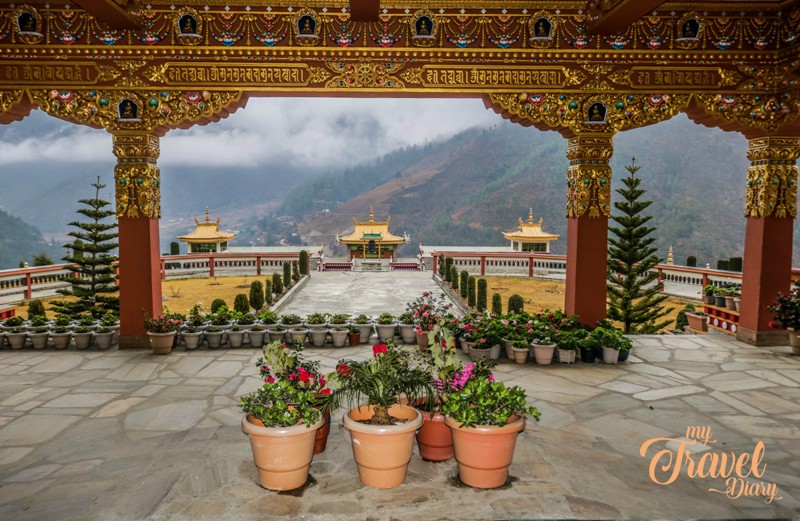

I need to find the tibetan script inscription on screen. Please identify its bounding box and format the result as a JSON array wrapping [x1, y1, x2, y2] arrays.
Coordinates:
[[630, 67, 721, 89], [421, 66, 566, 89], [0, 62, 99, 85], [161, 64, 311, 87]]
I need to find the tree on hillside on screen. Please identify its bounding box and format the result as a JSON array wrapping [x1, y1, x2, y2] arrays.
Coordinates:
[[607, 158, 673, 333], [50, 178, 119, 318]]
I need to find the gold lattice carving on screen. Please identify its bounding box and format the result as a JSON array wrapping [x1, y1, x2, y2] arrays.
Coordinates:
[[566, 134, 614, 219], [0, 89, 23, 114], [325, 61, 405, 89], [115, 60, 149, 88], [489, 92, 689, 134], [744, 137, 800, 219], [694, 93, 800, 134], [28, 89, 244, 133], [113, 133, 161, 219]]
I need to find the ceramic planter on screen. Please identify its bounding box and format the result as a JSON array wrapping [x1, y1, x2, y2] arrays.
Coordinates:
[[308, 328, 329, 347], [503, 339, 515, 359], [618, 348, 631, 362], [375, 323, 397, 343], [602, 346, 620, 364], [241, 414, 323, 491], [248, 329, 267, 348], [557, 348, 576, 364], [532, 343, 556, 365], [330, 329, 349, 347], [148, 332, 175, 355], [288, 328, 308, 345], [182, 331, 203, 350], [733, 297, 741, 312], [416, 411, 454, 462], [204, 331, 224, 348], [511, 346, 529, 364], [227, 330, 246, 348], [343, 404, 423, 488], [489, 344, 501, 360], [398, 324, 417, 344], [470, 347, 490, 360], [6, 332, 26, 349], [28, 332, 49, 349], [702, 294, 715, 305], [445, 415, 525, 489], [73, 332, 93, 350], [267, 329, 287, 343], [351, 323, 373, 343], [50, 332, 72, 350], [93, 332, 114, 350]]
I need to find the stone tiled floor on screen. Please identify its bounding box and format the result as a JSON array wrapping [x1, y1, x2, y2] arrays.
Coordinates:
[[0, 333, 799, 520]]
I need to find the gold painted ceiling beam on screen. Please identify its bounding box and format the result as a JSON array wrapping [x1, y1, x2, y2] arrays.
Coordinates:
[[590, 0, 668, 35], [72, 0, 140, 30], [349, 0, 381, 22]]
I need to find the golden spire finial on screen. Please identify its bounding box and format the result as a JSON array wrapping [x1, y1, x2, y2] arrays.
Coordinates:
[[539, 217, 543, 225], [529, 208, 534, 224], [369, 206, 374, 222], [667, 246, 674, 265], [205, 207, 210, 223]]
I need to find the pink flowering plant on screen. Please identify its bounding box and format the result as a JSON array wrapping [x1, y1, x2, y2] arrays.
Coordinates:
[[441, 374, 541, 428], [256, 340, 331, 397], [406, 291, 452, 334], [327, 343, 433, 425], [143, 310, 183, 333]]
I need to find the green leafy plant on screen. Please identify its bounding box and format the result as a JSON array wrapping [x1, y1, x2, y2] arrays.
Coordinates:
[[352, 314, 371, 324], [233, 293, 250, 314], [240, 380, 321, 428], [27, 299, 46, 319], [264, 279, 273, 304], [237, 313, 256, 326], [398, 312, 415, 325], [305, 313, 327, 325], [444, 257, 454, 282], [292, 261, 300, 283], [467, 276, 476, 308], [272, 272, 284, 295], [53, 314, 72, 327], [591, 326, 632, 351], [249, 281, 265, 312], [450, 265, 459, 290], [377, 312, 395, 325], [100, 313, 119, 327], [258, 309, 279, 325], [281, 313, 302, 326], [29, 315, 48, 327], [329, 313, 349, 325]]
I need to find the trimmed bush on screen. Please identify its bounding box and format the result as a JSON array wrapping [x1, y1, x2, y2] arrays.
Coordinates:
[[438, 256, 445, 277], [717, 259, 730, 271], [265, 280, 273, 304], [450, 265, 459, 290], [444, 257, 454, 282], [460, 271, 468, 299], [468, 276, 476, 308], [170, 242, 180, 255], [211, 298, 227, 314], [299, 250, 309, 275], [728, 256, 743, 272], [675, 303, 695, 331], [27, 299, 46, 319], [283, 262, 291, 289], [249, 281, 265, 311], [492, 293, 502, 315], [272, 272, 284, 295], [686, 255, 697, 267], [477, 278, 487, 312], [508, 294, 524, 313], [292, 261, 300, 283], [234, 294, 250, 314]]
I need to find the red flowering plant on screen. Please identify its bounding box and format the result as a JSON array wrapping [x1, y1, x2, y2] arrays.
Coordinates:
[[327, 343, 433, 425], [143, 310, 183, 333], [255, 341, 331, 403], [405, 291, 452, 335]]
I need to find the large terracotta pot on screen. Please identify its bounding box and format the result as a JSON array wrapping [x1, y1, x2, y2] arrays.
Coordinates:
[[445, 415, 525, 489], [241, 414, 323, 491], [314, 406, 331, 455], [686, 312, 708, 332], [343, 404, 422, 488], [532, 343, 555, 365], [416, 410, 454, 462], [148, 332, 175, 355]]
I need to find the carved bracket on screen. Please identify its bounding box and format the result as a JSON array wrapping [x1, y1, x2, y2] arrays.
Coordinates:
[[113, 133, 161, 219], [566, 134, 615, 218], [744, 137, 800, 219]]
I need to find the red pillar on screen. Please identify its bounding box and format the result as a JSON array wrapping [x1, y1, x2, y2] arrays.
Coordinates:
[[24, 271, 32, 300], [563, 133, 614, 327], [256, 256, 262, 276], [113, 132, 163, 348], [209, 256, 215, 277], [160, 259, 166, 280], [736, 136, 800, 345], [119, 217, 161, 341], [528, 255, 534, 277], [565, 217, 609, 326], [480, 256, 486, 276]]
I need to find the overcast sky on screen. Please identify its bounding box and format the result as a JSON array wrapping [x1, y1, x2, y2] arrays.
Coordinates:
[[0, 98, 502, 169]]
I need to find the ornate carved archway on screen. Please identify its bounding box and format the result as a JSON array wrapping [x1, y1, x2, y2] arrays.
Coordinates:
[[1, 1, 798, 345]]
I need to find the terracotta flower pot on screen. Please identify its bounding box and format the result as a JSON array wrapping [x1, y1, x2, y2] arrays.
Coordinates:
[[532, 343, 555, 365], [445, 415, 525, 489], [342, 404, 422, 488], [511, 346, 529, 364], [241, 414, 323, 491], [416, 330, 430, 350], [416, 410, 454, 462], [686, 312, 708, 332], [148, 331, 175, 355], [314, 406, 332, 455]]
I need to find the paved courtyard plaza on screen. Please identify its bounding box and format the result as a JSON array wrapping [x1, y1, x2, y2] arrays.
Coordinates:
[[0, 273, 799, 520]]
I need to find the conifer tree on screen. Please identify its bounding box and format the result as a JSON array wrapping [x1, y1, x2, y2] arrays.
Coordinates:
[[51, 178, 119, 318], [607, 158, 673, 333]]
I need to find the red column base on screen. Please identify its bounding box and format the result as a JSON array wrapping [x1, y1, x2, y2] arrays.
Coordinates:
[[119, 217, 162, 342], [565, 217, 608, 327]]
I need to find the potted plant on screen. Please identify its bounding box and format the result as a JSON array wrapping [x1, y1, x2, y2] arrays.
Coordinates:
[[329, 326, 349, 347], [6, 326, 27, 349], [406, 292, 452, 349], [227, 324, 247, 348], [328, 343, 432, 488], [100, 312, 120, 343], [769, 280, 800, 354], [685, 310, 708, 332], [236, 313, 257, 329], [240, 380, 324, 491], [375, 312, 397, 343], [182, 323, 204, 350], [2, 316, 25, 331], [509, 339, 529, 364], [329, 313, 350, 328], [397, 312, 417, 344], [258, 309, 279, 327], [76, 314, 97, 331], [530, 322, 557, 365], [143, 311, 183, 355], [347, 326, 361, 346], [592, 326, 632, 364], [556, 330, 580, 364], [442, 368, 541, 489], [93, 326, 114, 350], [713, 286, 727, 308], [280, 313, 303, 328], [50, 325, 72, 350], [579, 331, 599, 363], [305, 312, 327, 329], [248, 324, 267, 348], [28, 325, 50, 349], [350, 314, 373, 342], [307, 324, 329, 347], [703, 284, 716, 305], [204, 325, 224, 348], [72, 325, 93, 350]]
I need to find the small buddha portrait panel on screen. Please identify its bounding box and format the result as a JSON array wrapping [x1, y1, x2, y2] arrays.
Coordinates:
[[532, 17, 552, 39], [587, 102, 607, 123], [298, 15, 317, 36], [117, 99, 139, 120], [679, 18, 700, 39], [12, 6, 44, 43], [17, 12, 38, 34], [179, 14, 198, 35], [414, 16, 434, 37]]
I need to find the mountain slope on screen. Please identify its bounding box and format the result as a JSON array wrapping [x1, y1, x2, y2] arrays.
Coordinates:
[[0, 208, 61, 269]]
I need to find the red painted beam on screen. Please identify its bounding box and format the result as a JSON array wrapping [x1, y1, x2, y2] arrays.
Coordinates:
[[349, 0, 381, 22], [590, 0, 667, 35], [73, 0, 140, 30]]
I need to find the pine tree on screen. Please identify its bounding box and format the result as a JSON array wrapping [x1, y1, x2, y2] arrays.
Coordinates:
[[607, 158, 673, 333], [51, 178, 119, 318]]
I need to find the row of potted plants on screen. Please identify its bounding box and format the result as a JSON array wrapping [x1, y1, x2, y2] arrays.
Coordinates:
[[702, 284, 741, 311], [240, 322, 541, 492], [1, 313, 120, 350]]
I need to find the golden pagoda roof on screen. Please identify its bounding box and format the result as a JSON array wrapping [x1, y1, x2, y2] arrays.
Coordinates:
[[502, 209, 559, 242], [338, 207, 406, 244], [177, 208, 237, 243]]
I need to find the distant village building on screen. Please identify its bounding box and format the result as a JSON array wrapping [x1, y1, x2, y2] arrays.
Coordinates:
[[337, 207, 409, 261], [502, 209, 558, 253], [177, 208, 237, 254]]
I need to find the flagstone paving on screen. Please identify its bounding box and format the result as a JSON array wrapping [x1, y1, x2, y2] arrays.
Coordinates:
[[0, 333, 798, 521]]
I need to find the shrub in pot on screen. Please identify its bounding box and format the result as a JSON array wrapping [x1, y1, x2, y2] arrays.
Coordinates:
[[350, 314, 373, 343], [375, 312, 397, 342], [592, 326, 632, 363], [397, 312, 417, 344]]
